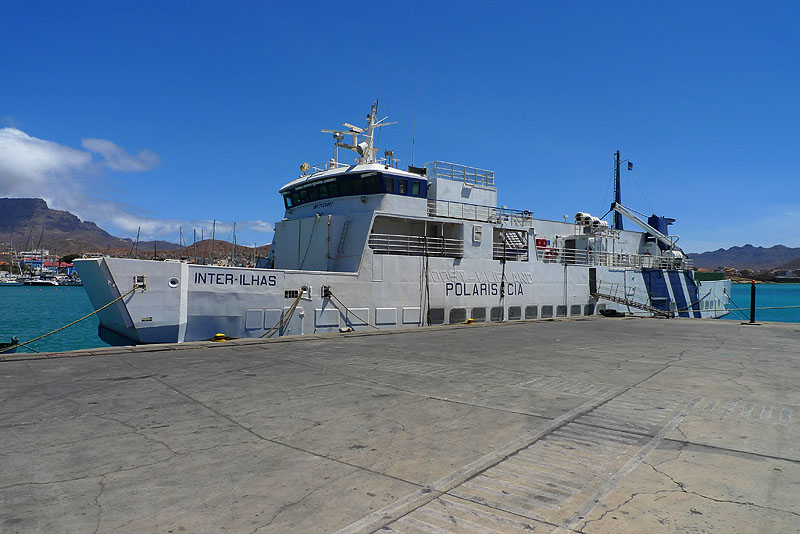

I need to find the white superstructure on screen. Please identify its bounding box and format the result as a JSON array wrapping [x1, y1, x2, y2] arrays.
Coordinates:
[[76, 103, 730, 345]]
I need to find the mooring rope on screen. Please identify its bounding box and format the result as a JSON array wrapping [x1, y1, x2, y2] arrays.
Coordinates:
[[259, 289, 305, 339], [1, 285, 140, 356]]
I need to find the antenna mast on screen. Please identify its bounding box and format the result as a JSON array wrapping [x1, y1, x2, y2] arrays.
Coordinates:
[[613, 151, 623, 231]]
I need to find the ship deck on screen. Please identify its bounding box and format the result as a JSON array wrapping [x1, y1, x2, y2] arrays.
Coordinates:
[[2, 318, 799, 533]]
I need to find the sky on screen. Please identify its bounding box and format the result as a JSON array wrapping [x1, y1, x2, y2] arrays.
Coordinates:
[[1, 1, 799, 252]]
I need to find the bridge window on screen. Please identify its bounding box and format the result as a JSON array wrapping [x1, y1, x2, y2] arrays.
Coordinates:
[[283, 172, 428, 209]]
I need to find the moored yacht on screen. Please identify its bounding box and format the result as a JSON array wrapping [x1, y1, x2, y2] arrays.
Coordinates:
[[76, 103, 730, 345]]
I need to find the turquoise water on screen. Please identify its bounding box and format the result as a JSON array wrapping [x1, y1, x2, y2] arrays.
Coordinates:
[[1, 282, 799, 354], [0, 286, 110, 354], [721, 283, 800, 324]]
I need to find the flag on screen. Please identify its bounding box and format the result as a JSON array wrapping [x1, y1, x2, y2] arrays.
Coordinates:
[[627, 162, 634, 170]]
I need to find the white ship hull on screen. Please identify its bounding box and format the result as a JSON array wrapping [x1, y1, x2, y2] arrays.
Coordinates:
[[77, 253, 729, 345]]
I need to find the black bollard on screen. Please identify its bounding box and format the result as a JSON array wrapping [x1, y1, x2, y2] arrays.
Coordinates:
[[750, 280, 756, 324]]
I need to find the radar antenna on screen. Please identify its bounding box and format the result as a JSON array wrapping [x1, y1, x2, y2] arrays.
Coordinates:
[[321, 101, 396, 165]]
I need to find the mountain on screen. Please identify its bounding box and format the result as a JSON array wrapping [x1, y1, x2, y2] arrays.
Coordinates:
[[0, 197, 181, 256], [689, 244, 800, 271]]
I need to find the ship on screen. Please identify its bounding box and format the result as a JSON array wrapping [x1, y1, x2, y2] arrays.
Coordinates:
[[76, 103, 730, 345]]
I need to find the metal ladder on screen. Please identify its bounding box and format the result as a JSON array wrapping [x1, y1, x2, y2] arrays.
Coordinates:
[[591, 290, 674, 318]]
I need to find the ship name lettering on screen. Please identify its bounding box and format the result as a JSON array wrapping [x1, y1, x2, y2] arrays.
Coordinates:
[[194, 272, 277, 287]]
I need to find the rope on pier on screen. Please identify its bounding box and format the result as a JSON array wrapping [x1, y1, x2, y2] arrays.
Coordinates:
[[328, 291, 380, 330], [1, 285, 141, 356], [259, 289, 305, 338]]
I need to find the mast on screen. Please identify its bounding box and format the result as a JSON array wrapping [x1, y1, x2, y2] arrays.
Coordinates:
[[210, 220, 216, 264], [613, 151, 623, 231], [231, 222, 236, 266]]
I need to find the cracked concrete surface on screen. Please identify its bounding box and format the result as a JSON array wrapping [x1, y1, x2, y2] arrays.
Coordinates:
[[2, 318, 800, 533]]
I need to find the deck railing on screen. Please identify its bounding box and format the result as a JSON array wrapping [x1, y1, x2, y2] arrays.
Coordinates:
[[536, 247, 694, 270], [425, 161, 495, 188], [368, 233, 464, 258], [427, 199, 532, 227], [492, 243, 529, 262]]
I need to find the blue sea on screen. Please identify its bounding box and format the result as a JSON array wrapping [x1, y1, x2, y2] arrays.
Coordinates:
[[0, 286, 110, 354], [1, 283, 799, 354], [720, 283, 800, 324]]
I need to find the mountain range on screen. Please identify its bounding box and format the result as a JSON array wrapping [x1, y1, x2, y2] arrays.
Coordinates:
[[688, 245, 800, 271], [0, 198, 181, 256]]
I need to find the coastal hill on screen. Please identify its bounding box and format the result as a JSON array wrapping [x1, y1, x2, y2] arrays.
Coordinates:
[[0, 197, 181, 256], [0, 197, 269, 262], [688, 244, 800, 271]]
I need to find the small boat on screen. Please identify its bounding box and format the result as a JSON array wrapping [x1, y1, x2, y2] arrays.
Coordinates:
[[0, 277, 24, 286], [23, 277, 59, 286], [0, 336, 20, 354]]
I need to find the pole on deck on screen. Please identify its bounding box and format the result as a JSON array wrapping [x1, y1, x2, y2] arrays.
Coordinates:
[[750, 280, 756, 324]]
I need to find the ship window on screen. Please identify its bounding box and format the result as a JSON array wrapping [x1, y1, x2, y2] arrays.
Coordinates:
[[316, 182, 329, 199], [449, 308, 466, 323], [557, 305, 567, 317], [365, 175, 380, 194], [429, 308, 445, 324], [508, 306, 521, 320], [490, 307, 504, 322], [352, 177, 365, 194], [398, 179, 408, 194], [541, 305, 553, 318], [299, 188, 309, 203], [471, 307, 486, 322], [292, 190, 301, 205], [525, 306, 538, 319], [339, 179, 351, 196], [384, 176, 394, 193], [283, 194, 293, 209], [327, 180, 338, 196], [584, 303, 595, 315], [308, 186, 319, 201], [411, 182, 421, 196], [570, 305, 582, 316]]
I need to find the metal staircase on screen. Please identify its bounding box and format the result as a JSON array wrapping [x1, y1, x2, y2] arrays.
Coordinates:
[[591, 281, 674, 318]]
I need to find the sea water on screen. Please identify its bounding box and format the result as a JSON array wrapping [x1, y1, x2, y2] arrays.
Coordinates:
[[1, 283, 799, 354], [0, 286, 110, 354], [720, 283, 800, 324]]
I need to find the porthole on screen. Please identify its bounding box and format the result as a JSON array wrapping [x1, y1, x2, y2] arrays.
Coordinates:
[[168, 277, 180, 288]]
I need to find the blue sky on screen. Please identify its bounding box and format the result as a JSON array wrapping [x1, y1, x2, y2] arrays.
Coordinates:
[[2, 1, 799, 252]]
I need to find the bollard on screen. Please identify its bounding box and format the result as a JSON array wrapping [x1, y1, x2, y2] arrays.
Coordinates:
[[750, 280, 756, 324]]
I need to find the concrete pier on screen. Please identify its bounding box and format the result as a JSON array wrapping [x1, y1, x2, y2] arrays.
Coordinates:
[[2, 317, 799, 533]]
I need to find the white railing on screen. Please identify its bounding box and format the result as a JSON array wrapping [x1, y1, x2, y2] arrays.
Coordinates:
[[427, 199, 533, 227], [492, 243, 529, 261], [368, 233, 464, 258], [536, 247, 694, 270], [309, 160, 351, 173], [425, 161, 495, 188]]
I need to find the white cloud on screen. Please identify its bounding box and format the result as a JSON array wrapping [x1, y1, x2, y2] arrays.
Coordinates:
[[0, 127, 273, 242], [81, 138, 161, 172]]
